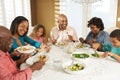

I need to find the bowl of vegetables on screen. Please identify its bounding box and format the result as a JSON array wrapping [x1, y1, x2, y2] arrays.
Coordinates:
[[62, 61, 85, 74]]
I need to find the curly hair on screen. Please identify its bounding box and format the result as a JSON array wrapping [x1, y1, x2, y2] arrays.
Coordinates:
[[87, 17, 104, 30]]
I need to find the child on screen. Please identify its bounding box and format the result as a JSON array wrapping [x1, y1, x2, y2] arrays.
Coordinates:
[[30, 24, 47, 44], [92, 29, 120, 62]]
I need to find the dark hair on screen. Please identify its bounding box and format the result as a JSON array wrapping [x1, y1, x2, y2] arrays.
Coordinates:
[[87, 17, 104, 30], [30, 24, 46, 37], [110, 29, 120, 41], [10, 16, 29, 35]]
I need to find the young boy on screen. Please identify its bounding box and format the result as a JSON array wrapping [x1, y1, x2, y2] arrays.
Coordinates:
[[92, 29, 120, 62]]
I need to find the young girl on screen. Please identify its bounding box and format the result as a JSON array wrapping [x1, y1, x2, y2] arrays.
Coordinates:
[[92, 29, 120, 62], [30, 24, 47, 44]]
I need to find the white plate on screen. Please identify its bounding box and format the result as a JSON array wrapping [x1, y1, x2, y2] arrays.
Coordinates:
[[62, 61, 85, 74], [26, 56, 39, 65], [16, 45, 36, 54], [26, 52, 48, 65]]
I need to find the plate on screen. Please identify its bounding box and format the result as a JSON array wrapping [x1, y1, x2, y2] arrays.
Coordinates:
[[72, 52, 89, 61], [16, 45, 36, 54], [26, 53, 48, 65], [55, 42, 67, 46], [62, 61, 85, 74], [75, 43, 90, 49]]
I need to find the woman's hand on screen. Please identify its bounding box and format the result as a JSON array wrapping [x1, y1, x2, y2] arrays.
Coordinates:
[[79, 37, 85, 43], [92, 42, 101, 50], [87, 39, 96, 44]]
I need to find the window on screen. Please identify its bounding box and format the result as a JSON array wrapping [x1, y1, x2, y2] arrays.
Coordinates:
[[0, 0, 31, 29], [60, 0, 118, 38]]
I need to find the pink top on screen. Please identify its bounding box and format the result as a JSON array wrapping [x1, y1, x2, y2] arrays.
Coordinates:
[[50, 26, 78, 43], [34, 37, 44, 43], [0, 50, 32, 80]]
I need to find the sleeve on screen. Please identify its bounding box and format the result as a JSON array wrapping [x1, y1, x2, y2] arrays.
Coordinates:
[[85, 31, 92, 43], [102, 32, 110, 45], [71, 27, 78, 41], [2, 68, 32, 80], [24, 35, 41, 48], [102, 44, 112, 52]]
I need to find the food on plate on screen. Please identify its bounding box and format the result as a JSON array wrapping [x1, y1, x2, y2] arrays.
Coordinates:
[[56, 42, 67, 46], [64, 63, 84, 71], [16, 46, 36, 54], [76, 43, 90, 49], [36, 48, 42, 52], [76, 44, 83, 48], [39, 55, 47, 62], [91, 53, 100, 57], [18, 46, 30, 51], [72, 53, 89, 58]]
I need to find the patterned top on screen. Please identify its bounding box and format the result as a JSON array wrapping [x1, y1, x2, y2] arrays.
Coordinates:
[[85, 31, 110, 45]]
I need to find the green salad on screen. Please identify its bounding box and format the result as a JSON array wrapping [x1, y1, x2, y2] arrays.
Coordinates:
[[72, 53, 89, 58]]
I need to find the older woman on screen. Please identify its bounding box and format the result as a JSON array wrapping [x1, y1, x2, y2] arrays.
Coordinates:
[[79, 17, 110, 45]]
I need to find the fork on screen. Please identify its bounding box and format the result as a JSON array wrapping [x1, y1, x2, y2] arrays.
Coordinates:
[[71, 57, 74, 65], [94, 49, 97, 54]]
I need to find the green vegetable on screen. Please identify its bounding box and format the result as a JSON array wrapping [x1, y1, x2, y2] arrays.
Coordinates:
[[91, 53, 100, 57], [72, 53, 89, 58], [68, 63, 84, 71]]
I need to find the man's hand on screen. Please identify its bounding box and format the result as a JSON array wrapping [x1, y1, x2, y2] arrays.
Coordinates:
[[68, 35, 73, 42], [30, 61, 45, 72]]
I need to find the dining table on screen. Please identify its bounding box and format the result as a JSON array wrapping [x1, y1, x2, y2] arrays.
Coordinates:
[[20, 42, 120, 80]]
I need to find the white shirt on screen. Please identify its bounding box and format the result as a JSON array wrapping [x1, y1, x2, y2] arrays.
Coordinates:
[[50, 26, 78, 43]]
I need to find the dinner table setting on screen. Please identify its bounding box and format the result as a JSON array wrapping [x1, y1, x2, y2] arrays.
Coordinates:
[[20, 42, 120, 80]]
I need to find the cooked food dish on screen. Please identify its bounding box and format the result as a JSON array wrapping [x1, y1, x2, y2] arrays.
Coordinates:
[[72, 53, 89, 58], [64, 63, 84, 71], [18, 46, 30, 51], [76, 43, 90, 49], [56, 42, 67, 46], [16, 46, 36, 54], [39, 55, 47, 62]]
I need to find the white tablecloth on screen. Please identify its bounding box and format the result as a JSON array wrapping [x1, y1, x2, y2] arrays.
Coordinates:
[[21, 45, 120, 80]]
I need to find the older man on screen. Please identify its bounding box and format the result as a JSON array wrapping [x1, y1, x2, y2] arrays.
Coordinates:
[[50, 14, 78, 44], [0, 26, 45, 80]]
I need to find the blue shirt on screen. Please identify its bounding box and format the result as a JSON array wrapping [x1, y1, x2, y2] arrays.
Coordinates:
[[102, 44, 120, 56], [85, 31, 110, 45], [9, 35, 41, 53]]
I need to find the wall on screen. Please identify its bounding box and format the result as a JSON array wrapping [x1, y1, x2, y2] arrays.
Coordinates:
[[30, 0, 55, 38], [116, 0, 120, 28]]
